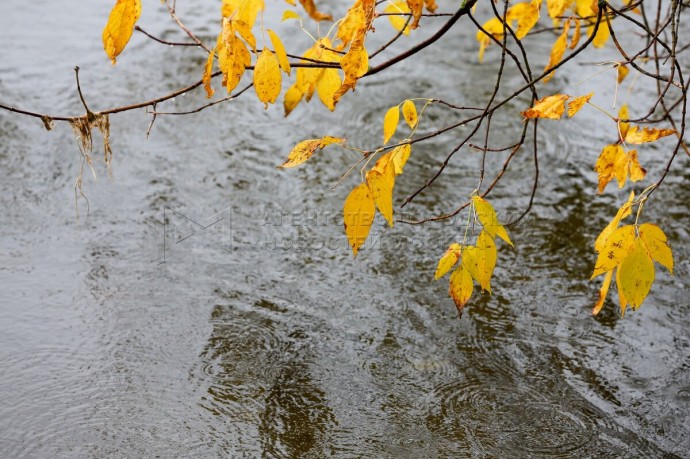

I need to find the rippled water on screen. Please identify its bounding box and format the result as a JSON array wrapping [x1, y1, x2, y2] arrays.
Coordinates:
[[1, 1, 689, 457]]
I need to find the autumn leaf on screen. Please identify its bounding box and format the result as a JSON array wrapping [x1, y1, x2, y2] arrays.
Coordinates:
[[617, 64, 629, 83], [384, 1, 411, 35], [299, 0, 332, 21], [594, 144, 624, 193], [284, 84, 304, 116], [424, 0, 438, 13], [617, 238, 655, 309], [282, 10, 300, 21], [202, 49, 215, 98], [593, 269, 613, 315], [591, 224, 635, 278], [476, 17, 506, 63], [366, 158, 396, 226], [627, 150, 646, 183], [567, 92, 593, 117], [383, 105, 400, 144], [268, 29, 291, 75], [618, 104, 630, 139], [233, 20, 257, 52], [594, 190, 634, 252], [344, 183, 376, 256], [435, 243, 462, 280], [222, 0, 264, 28], [278, 137, 344, 168], [402, 100, 418, 129], [590, 19, 610, 48], [570, 17, 581, 48], [254, 49, 282, 106], [406, 0, 424, 29], [543, 20, 569, 83], [334, 0, 375, 103], [522, 94, 570, 119], [547, 0, 574, 21], [463, 231, 497, 293], [102, 0, 142, 64], [638, 223, 674, 274], [507, 0, 542, 40], [624, 126, 676, 144], [317, 68, 342, 111], [472, 196, 513, 246], [449, 265, 474, 316], [391, 144, 411, 175]]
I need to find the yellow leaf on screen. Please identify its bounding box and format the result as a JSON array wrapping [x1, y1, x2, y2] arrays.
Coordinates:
[[391, 144, 411, 175], [344, 183, 376, 256], [624, 126, 676, 144], [283, 83, 304, 116], [285, 0, 296, 6], [406, 0, 424, 29], [278, 139, 322, 168], [435, 243, 462, 280], [472, 196, 513, 246], [570, 18, 581, 49], [594, 190, 634, 252], [402, 100, 418, 129], [476, 17, 506, 63], [319, 136, 346, 147], [222, 0, 264, 28], [543, 22, 569, 83], [371, 151, 394, 174], [618, 104, 630, 139], [202, 49, 215, 98], [268, 29, 291, 76], [521, 94, 570, 119], [593, 269, 613, 315], [463, 231, 497, 293], [594, 144, 625, 193], [567, 92, 593, 117], [613, 147, 629, 188], [102, 0, 142, 64], [299, 0, 332, 21], [638, 223, 673, 274], [617, 238, 655, 309], [336, 1, 364, 49], [589, 19, 609, 48], [383, 106, 400, 144], [591, 224, 635, 278], [507, 1, 541, 40], [254, 49, 282, 106], [282, 10, 300, 20], [384, 1, 411, 35], [424, 0, 438, 13], [628, 150, 646, 182], [547, 0, 573, 20], [233, 20, 257, 52], [366, 159, 396, 227], [449, 265, 474, 316], [616, 267, 629, 316], [316, 68, 341, 111], [617, 64, 629, 83]]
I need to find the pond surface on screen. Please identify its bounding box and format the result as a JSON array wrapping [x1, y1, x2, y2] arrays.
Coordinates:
[[1, 1, 689, 457]]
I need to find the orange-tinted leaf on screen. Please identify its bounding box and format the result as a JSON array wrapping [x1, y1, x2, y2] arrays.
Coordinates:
[[278, 139, 321, 168], [299, 0, 332, 21], [593, 269, 613, 315], [543, 21, 569, 83], [406, 0, 424, 29], [102, 0, 142, 64], [567, 92, 593, 117], [570, 17, 581, 48], [424, 0, 438, 13], [624, 126, 676, 144], [202, 49, 215, 98], [522, 94, 570, 119]]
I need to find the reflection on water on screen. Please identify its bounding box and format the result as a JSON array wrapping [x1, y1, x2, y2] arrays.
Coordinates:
[[1, 0, 689, 457]]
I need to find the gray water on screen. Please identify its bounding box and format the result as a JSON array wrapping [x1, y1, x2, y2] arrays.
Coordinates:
[[1, 1, 689, 457]]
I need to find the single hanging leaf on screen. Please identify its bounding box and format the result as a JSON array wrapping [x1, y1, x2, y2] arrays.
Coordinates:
[[590, 19, 610, 48], [638, 223, 673, 274], [424, 0, 438, 13], [102, 0, 142, 64], [628, 150, 646, 182], [268, 29, 291, 75], [435, 243, 462, 280], [319, 136, 346, 147], [299, 0, 333, 21], [543, 20, 570, 83], [316, 68, 342, 111], [591, 224, 635, 278], [522, 94, 570, 119], [366, 159, 396, 227], [567, 92, 593, 117], [616, 267, 629, 316], [391, 144, 411, 175], [617, 64, 629, 83], [593, 269, 614, 315], [284, 84, 304, 116], [569, 17, 581, 48], [613, 147, 630, 188], [202, 49, 215, 98], [384, 1, 411, 35], [472, 196, 513, 246], [624, 126, 676, 144], [618, 104, 630, 139], [282, 10, 300, 20], [278, 139, 322, 168], [476, 17, 506, 63], [594, 144, 625, 193], [233, 20, 257, 51], [617, 238, 655, 309], [449, 265, 474, 316], [506, 0, 542, 40], [406, 0, 424, 29], [594, 190, 634, 252], [383, 106, 400, 144], [343, 183, 376, 256], [402, 100, 418, 129], [254, 49, 282, 106]]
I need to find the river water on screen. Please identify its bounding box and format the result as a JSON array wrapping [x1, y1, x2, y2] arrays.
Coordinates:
[[1, 1, 689, 457]]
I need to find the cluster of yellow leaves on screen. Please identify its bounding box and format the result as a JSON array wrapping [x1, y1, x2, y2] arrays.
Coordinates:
[[435, 196, 513, 316], [591, 193, 673, 315], [475, 0, 542, 63], [102, 0, 142, 64]]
